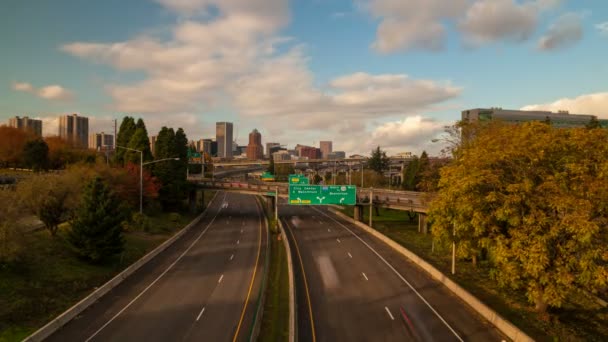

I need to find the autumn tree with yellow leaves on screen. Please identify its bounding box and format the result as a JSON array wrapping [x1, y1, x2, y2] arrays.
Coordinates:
[[429, 121, 608, 312]]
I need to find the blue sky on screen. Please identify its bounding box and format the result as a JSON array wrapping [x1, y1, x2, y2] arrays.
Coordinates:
[[1, 0, 607, 155]]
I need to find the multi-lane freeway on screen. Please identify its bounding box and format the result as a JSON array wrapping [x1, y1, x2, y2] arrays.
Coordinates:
[[281, 204, 506, 342], [47, 192, 267, 342]]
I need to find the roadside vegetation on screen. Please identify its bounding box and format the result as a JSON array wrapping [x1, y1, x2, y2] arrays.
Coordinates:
[[0, 117, 214, 341]]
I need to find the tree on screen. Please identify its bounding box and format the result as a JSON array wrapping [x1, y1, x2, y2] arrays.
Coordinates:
[[115, 117, 136, 165], [402, 156, 419, 191], [18, 173, 81, 236], [368, 146, 389, 174], [429, 121, 608, 312], [0, 126, 31, 168], [586, 116, 601, 129], [22, 138, 49, 172], [415, 151, 430, 191], [153, 127, 189, 210], [68, 177, 127, 263], [125, 127, 153, 164], [0, 190, 24, 264]]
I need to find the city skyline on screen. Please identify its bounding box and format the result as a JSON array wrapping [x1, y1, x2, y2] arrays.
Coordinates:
[[1, 1, 608, 156]]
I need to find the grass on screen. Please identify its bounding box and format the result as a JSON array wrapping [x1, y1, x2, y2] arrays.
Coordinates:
[[339, 206, 608, 342], [0, 204, 207, 342], [258, 197, 290, 342]]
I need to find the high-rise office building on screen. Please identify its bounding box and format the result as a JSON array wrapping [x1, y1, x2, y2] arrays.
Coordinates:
[[266, 142, 280, 158], [216, 122, 233, 158], [89, 132, 114, 150], [246, 129, 264, 160], [8, 116, 42, 136], [320, 141, 333, 158], [59, 113, 89, 147]]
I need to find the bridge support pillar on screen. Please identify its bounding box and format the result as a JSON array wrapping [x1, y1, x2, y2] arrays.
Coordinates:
[[189, 189, 197, 214], [418, 213, 428, 234], [354, 205, 364, 222]]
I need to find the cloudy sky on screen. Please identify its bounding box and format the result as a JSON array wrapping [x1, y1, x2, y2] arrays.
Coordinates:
[[2, 0, 607, 156]]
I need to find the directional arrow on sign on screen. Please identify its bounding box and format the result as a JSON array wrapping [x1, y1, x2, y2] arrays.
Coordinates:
[[339, 198, 345, 204], [316, 196, 325, 203], [296, 198, 302, 203]]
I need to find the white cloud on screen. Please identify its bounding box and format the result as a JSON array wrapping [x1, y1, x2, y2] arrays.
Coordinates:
[[361, 0, 565, 52], [460, 0, 538, 46], [61, 0, 461, 155], [11, 82, 73, 101], [596, 22, 608, 35], [522, 92, 608, 118], [538, 12, 583, 50], [367, 116, 446, 154], [12, 82, 34, 92]]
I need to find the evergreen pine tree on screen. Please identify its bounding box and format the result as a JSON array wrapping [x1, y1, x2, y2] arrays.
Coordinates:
[[115, 117, 136, 165], [68, 177, 127, 263], [126, 127, 153, 164], [402, 156, 419, 190], [368, 146, 389, 174]]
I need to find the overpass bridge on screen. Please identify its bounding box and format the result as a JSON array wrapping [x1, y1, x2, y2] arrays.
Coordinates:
[[192, 179, 435, 231]]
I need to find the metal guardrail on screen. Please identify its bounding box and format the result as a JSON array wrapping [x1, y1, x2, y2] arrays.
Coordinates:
[[194, 180, 432, 213]]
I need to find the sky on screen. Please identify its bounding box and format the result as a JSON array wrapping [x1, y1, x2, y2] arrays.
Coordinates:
[[1, 0, 607, 156]]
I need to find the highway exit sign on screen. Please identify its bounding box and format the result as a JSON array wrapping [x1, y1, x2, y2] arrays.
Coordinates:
[[288, 185, 356, 205], [289, 174, 309, 185]]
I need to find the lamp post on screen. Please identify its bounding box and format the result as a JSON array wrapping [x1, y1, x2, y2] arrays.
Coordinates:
[[117, 146, 179, 214]]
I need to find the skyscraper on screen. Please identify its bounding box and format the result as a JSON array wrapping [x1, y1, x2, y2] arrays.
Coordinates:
[[320, 141, 333, 159], [88, 132, 114, 150], [246, 129, 264, 160], [216, 122, 233, 158], [149, 136, 157, 156], [266, 142, 280, 158], [59, 113, 89, 147], [8, 116, 42, 136]]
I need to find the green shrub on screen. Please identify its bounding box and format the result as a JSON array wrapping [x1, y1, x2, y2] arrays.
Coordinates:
[[168, 212, 181, 223]]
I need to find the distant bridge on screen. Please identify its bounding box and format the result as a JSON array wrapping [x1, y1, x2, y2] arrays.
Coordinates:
[[192, 179, 433, 214]]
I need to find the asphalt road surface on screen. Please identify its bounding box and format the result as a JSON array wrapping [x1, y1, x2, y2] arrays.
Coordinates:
[[281, 204, 506, 342], [47, 191, 267, 342]]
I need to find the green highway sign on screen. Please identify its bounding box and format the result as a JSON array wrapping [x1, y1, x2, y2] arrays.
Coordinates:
[[289, 185, 356, 205], [289, 174, 309, 185]]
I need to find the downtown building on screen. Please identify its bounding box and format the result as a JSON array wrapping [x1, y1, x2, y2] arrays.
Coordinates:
[[59, 114, 89, 148], [320, 141, 333, 158], [216, 122, 233, 159], [88, 132, 114, 151], [462, 108, 602, 128], [266, 142, 280, 158], [295, 144, 322, 159], [246, 129, 264, 160], [8, 116, 42, 136]]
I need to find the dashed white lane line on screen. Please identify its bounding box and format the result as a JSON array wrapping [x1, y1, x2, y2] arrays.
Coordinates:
[[237, 240, 240, 245], [362, 272, 369, 281], [218, 274, 224, 283], [229, 254, 234, 261], [385, 307, 395, 320], [336, 238, 341, 243], [328, 228, 331, 232], [347, 252, 353, 258], [196, 307, 206, 321], [241, 229, 243, 233]]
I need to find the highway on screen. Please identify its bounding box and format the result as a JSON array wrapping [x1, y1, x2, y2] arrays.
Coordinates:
[[281, 204, 506, 342], [47, 191, 267, 342]]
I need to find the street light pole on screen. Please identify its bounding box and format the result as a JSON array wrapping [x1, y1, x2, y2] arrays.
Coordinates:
[[117, 145, 178, 214]]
